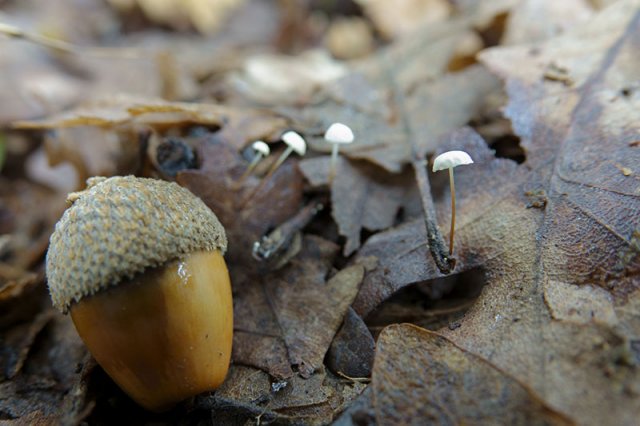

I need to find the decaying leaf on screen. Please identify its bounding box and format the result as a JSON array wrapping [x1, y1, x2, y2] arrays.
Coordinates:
[[231, 235, 364, 379], [177, 134, 304, 265], [201, 364, 367, 424], [300, 156, 416, 255], [326, 307, 375, 378], [288, 62, 500, 173], [372, 324, 573, 425], [353, 3, 640, 424]]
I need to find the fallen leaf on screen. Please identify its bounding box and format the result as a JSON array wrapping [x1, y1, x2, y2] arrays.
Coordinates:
[[202, 365, 367, 424], [289, 63, 500, 173], [372, 324, 573, 425], [326, 307, 375, 378], [231, 235, 364, 379], [265, 246, 364, 377], [177, 134, 304, 265], [502, 0, 594, 45], [0, 313, 89, 424], [353, 3, 640, 423], [356, 0, 451, 39], [227, 50, 348, 105], [300, 156, 415, 255]]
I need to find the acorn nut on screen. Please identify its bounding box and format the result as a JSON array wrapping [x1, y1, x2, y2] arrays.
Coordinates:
[[46, 176, 233, 412]]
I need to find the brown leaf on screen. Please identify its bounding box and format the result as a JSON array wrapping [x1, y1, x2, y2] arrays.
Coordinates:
[[0, 314, 89, 424], [326, 307, 375, 378], [177, 135, 304, 266], [372, 324, 573, 425], [0, 309, 54, 380], [502, 0, 594, 45], [300, 156, 415, 255], [264, 237, 364, 378], [353, 127, 516, 316], [231, 235, 364, 379], [14, 96, 287, 151], [284, 24, 500, 172], [206, 365, 367, 424], [354, 3, 640, 424]]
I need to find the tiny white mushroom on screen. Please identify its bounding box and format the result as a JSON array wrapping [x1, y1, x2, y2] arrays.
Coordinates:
[[242, 131, 306, 204], [432, 150, 474, 256], [234, 141, 271, 188], [264, 131, 306, 176], [324, 122, 354, 182]]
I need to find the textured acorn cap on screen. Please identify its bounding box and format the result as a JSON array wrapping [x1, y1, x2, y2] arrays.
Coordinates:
[[47, 176, 227, 313]]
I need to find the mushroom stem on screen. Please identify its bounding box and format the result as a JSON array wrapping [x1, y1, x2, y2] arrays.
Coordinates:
[[448, 167, 456, 256], [233, 154, 263, 189], [267, 146, 294, 177], [329, 143, 339, 183], [241, 146, 292, 204]]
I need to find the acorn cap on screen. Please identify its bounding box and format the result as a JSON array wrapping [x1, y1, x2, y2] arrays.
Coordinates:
[[47, 176, 227, 313]]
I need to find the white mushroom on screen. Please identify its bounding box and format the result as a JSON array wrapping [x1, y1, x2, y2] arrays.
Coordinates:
[[432, 150, 474, 256], [234, 141, 271, 188], [324, 122, 354, 183], [242, 131, 307, 203], [264, 131, 306, 176]]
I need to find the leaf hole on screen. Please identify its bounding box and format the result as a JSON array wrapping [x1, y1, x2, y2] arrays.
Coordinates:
[[365, 267, 486, 337]]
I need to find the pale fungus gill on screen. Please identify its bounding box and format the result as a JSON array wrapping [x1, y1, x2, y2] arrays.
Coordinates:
[[324, 122, 354, 183], [46, 176, 233, 412], [432, 150, 473, 257]]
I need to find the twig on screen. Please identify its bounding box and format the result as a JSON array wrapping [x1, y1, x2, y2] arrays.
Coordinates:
[[0, 22, 140, 58], [252, 197, 326, 268], [382, 65, 454, 274]]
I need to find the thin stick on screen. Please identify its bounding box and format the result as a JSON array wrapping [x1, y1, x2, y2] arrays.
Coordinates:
[[449, 168, 455, 256], [413, 158, 455, 273], [380, 57, 454, 273], [0, 22, 140, 58]]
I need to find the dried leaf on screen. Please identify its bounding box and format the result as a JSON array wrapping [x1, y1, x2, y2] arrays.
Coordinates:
[[290, 63, 500, 173], [205, 365, 367, 424], [502, 0, 594, 45], [229, 234, 365, 382], [14, 97, 287, 151], [372, 324, 573, 425], [356, 0, 451, 39], [300, 156, 415, 255], [177, 135, 304, 265], [326, 308, 375, 378], [354, 3, 640, 423]]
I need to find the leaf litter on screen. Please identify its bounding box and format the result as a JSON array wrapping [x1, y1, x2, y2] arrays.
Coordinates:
[[1, 0, 639, 424]]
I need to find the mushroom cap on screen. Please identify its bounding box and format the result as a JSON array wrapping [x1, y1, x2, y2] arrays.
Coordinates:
[[432, 150, 474, 172], [47, 176, 227, 313], [252, 141, 270, 156], [324, 122, 354, 144], [281, 131, 307, 155]]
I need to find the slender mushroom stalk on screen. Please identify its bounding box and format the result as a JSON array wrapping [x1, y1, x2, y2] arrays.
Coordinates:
[[234, 141, 270, 189], [432, 150, 473, 256], [324, 122, 354, 183]]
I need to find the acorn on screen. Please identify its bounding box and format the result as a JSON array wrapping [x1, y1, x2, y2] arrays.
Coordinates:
[[46, 176, 232, 411]]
